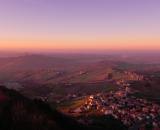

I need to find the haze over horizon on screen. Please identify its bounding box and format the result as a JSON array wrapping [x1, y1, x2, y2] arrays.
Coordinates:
[[0, 0, 160, 52]]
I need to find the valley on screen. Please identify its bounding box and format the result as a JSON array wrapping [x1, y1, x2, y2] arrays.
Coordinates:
[[0, 53, 160, 130]]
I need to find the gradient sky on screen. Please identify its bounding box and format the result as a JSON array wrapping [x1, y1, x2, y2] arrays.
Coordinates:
[[0, 0, 160, 52]]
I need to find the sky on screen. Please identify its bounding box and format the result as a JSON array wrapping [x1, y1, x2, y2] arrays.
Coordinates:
[[0, 0, 160, 52]]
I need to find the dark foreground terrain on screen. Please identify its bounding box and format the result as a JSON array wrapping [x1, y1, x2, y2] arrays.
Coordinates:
[[0, 86, 127, 130]]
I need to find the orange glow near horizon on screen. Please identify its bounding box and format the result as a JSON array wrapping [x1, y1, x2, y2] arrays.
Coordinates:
[[0, 0, 160, 52], [0, 36, 160, 52]]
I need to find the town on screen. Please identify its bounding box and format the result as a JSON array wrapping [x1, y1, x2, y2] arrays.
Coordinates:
[[67, 72, 160, 130]]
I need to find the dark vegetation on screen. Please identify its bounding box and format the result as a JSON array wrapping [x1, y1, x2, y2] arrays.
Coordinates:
[[131, 77, 160, 103], [0, 86, 127, 130]]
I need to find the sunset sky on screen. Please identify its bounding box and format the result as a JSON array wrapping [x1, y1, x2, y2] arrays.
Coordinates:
[[0, 0, 160, 52]]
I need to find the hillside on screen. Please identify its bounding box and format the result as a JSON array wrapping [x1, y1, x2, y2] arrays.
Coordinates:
[[1, 54, 159, 84], [0, 86, 127, 130]]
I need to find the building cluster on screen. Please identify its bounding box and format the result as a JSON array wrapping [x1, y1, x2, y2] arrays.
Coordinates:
[[114, 71, 144, 89], [68, 71, 159, 129], [72, 90, 160, 129], [123, 71, 144, 81]]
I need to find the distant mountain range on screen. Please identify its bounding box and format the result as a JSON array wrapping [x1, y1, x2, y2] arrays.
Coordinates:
[[0, 54, 159, 84]]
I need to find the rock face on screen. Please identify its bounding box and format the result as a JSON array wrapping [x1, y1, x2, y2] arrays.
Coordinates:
[[0, 86, 127, 130]]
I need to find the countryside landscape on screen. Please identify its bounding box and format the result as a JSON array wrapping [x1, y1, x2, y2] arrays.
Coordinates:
[[0, 53, 160, 130], [0, 0, 160, 130]]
